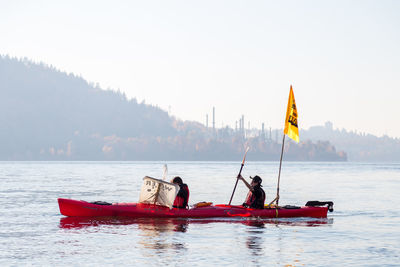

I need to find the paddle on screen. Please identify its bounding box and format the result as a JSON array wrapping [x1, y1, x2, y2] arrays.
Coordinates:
[[162, 164, 168, 180], [228, 147, 250, 205]]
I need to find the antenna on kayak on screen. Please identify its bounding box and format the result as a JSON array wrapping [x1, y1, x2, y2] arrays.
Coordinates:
[[162, 164, 168, 180]]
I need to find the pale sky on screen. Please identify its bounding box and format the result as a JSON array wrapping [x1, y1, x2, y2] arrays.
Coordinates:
[[1, 1, 399, 137]]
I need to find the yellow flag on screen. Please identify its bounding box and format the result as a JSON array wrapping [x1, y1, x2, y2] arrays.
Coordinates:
[[284, 85, 299, 142]]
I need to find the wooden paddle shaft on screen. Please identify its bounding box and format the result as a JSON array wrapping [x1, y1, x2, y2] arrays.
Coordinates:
[[228, 147, 249, 205], [228, 164, 244, 205]]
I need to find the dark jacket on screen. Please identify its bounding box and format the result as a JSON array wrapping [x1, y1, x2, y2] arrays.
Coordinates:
[[244, 185, 265, 209], [173, 184, 190, 209]]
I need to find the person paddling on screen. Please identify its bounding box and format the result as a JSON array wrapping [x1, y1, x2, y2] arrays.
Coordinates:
[[171, 176, 190, 209], [237, 175, 265, 209]]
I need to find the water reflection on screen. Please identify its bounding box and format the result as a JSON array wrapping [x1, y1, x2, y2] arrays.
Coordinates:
[[264, 218, 334, 228], [59, 216, 189, 232], [135, 219, 189, 255], [59, 217, 333, 262], [246, 223, 265, 258], [59, 216, 333, 230]]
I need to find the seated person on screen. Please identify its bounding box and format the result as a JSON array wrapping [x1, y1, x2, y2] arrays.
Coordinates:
[[171, 176, 190, 209], [237, 175, 265, 209]]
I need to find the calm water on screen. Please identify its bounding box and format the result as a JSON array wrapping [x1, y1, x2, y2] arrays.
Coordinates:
[[0, 161, 399, 266]]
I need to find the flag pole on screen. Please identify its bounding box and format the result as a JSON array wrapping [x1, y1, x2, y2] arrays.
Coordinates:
[[275, 134, 286, 206], [268, 134, 286, 206], [269, 85, 298, 207]]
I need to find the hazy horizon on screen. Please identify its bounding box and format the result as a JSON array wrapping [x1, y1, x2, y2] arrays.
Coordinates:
[[1, 1, 399, 137]]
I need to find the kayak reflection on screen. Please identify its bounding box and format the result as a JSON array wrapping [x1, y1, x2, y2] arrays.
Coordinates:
[[59, 216, 333, 230], [59, 216, 189, 232]]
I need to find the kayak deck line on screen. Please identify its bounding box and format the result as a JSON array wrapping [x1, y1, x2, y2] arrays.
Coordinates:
[[58, 198, 333, 219]]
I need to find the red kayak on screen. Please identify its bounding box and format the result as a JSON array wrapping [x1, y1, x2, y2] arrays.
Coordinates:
[[58, 198, 333, 219]]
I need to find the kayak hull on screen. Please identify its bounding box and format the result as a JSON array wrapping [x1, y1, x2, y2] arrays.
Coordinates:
[[58, 198, 329, 218]]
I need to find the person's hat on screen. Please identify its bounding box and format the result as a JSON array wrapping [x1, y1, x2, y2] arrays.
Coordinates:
[[251, 175, 262, 185]]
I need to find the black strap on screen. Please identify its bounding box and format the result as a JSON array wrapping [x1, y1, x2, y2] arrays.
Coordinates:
[[305, 201, 334, 212], [90, 201, 112, 205]]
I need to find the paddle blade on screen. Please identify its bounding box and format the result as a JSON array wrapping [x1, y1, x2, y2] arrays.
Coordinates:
[[242, 147, 250, 164], [162, 164, 168, 180]]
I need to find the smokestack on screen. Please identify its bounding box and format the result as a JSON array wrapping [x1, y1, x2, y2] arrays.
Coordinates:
[[262, 123, 265, 139], [241, 115, 244, 133], [206, 114, 208, 128], [212, 107, 215, 131]]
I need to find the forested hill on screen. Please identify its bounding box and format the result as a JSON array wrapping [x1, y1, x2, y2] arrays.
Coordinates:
[[0, 56, 346, 161], [0, 56, 175, 159]]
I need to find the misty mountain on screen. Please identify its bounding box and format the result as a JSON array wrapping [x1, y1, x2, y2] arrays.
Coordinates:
[[0, 56, 175, 159]]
